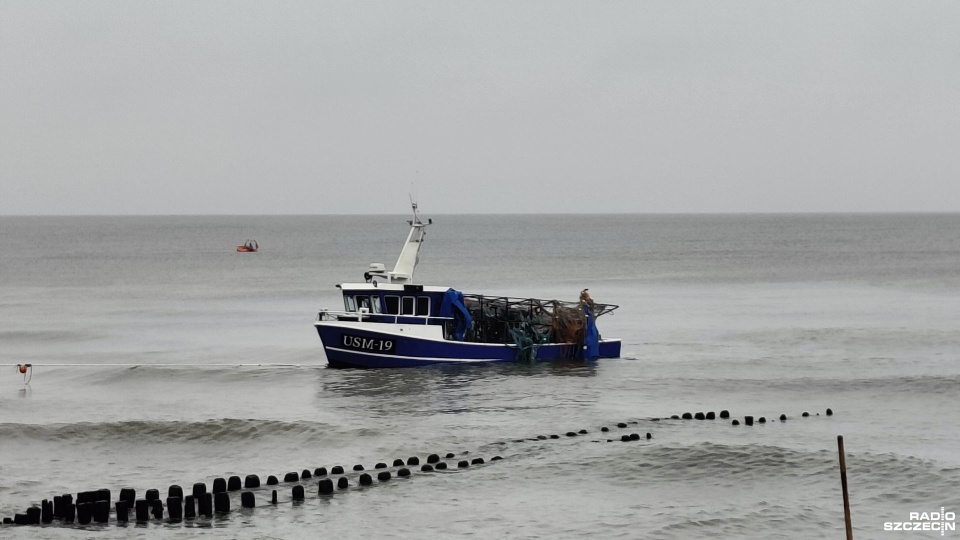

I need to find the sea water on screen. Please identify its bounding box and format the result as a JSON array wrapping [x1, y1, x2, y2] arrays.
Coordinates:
[[1, 214, 958, 538]]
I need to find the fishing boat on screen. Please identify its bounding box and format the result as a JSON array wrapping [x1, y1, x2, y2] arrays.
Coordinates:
[[314, 203, 621, 368]]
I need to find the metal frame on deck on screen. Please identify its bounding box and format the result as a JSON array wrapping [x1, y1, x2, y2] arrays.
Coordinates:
[[461, 294, 618, 346], [461, 294, 618, 318]]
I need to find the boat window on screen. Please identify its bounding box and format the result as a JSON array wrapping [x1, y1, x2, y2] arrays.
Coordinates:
[[357, 296, 370, 311], [417, 296, 430, 316], [401, 296, 415, 315], [384, 296, 400, 315], [344, 296, 357, 312], [371, 296, 382, 313]]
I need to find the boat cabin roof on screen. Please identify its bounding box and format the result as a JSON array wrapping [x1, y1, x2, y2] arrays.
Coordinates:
[[338, 283, 450, 294]]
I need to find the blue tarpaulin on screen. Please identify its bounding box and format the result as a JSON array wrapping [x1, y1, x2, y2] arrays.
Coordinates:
[[439, 288, 472, 341], [583, 304, 600, 358]]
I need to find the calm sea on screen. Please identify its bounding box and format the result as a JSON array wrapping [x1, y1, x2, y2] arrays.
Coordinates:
[[1, 214, 958, 538]]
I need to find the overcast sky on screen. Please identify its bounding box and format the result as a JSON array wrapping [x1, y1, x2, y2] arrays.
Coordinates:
[[1, 1, 958, 215]]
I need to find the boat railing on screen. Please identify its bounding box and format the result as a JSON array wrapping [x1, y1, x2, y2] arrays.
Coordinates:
[[316, 309, 454, 325]]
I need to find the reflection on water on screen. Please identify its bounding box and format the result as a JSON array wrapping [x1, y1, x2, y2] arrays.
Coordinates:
[[319, 361, 599, 398], [315, 360, 602, 419]]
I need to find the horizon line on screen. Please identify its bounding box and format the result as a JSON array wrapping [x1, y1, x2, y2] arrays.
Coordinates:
[[2, 210, 959, 218]]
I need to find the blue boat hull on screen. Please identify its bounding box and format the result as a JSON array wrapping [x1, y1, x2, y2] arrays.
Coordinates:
[[316, 325, 621, 369]]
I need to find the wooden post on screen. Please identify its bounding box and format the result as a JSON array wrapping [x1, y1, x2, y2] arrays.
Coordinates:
[[838, 435, 853, 540]]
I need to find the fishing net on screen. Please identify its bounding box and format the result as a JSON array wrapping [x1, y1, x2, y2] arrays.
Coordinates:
[[461, 294, 617, 359]]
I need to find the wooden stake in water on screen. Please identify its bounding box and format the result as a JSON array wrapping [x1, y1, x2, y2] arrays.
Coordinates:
[[838, 435, 853, 540]]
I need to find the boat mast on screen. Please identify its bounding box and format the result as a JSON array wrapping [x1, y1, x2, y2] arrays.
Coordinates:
[[387, 200, 430, 284]]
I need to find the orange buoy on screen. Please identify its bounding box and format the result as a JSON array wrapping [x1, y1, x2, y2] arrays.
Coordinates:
[[19, 364, 28, 374]]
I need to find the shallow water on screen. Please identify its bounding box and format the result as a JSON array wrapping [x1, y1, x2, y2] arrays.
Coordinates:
[[1, 214, 959, 538]]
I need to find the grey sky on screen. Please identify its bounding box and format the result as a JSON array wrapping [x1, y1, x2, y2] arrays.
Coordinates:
[[1, 1, 958, 215]]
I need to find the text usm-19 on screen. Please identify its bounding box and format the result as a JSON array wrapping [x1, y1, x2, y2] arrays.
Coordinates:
[[341, 334, 396, 353]]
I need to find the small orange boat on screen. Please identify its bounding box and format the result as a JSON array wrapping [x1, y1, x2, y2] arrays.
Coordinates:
[[237, 239, 258, 253]]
